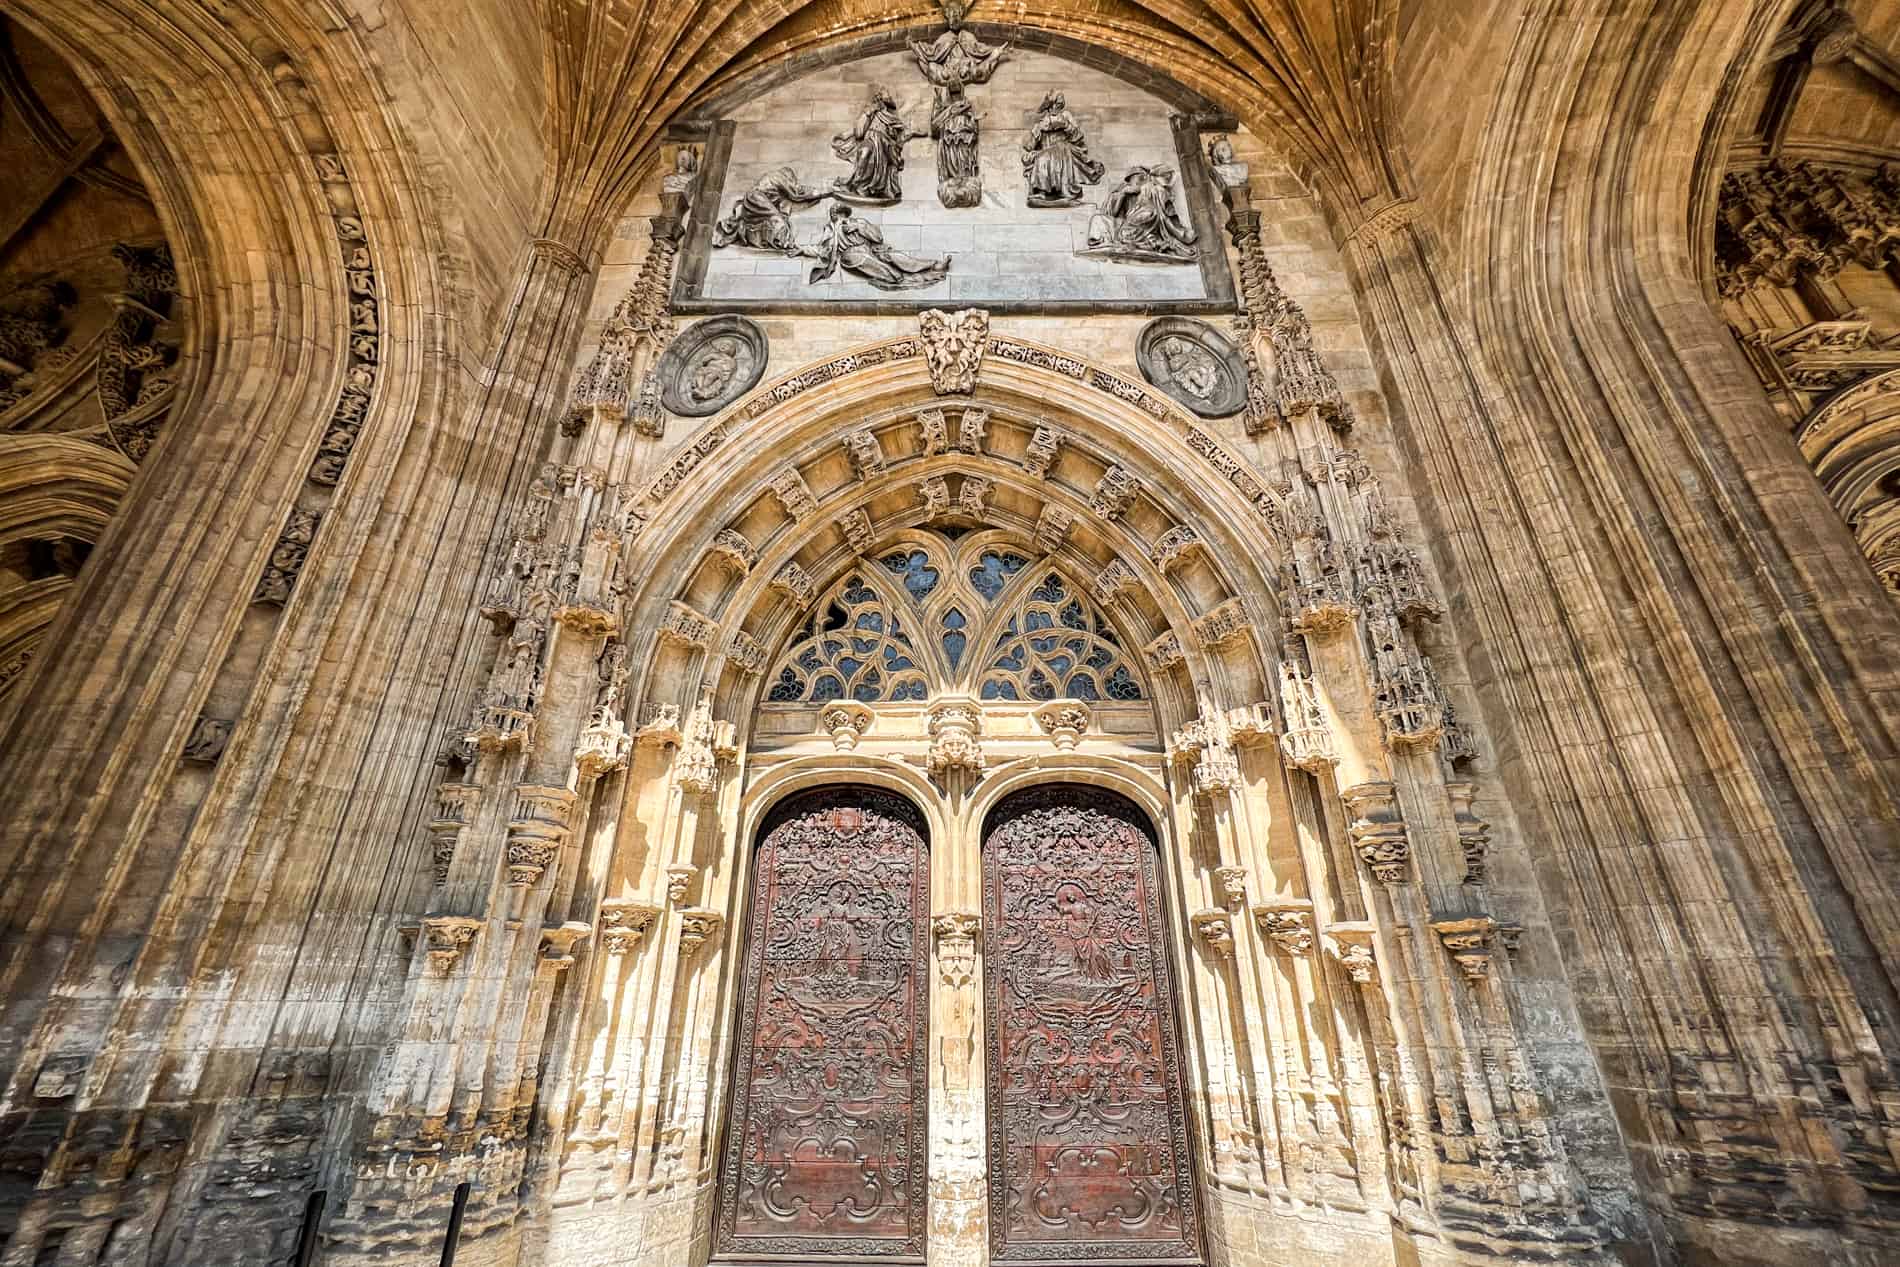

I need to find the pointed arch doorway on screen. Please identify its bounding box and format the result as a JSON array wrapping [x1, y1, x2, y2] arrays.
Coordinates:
[[713, 787, 932, 1262], [981, 786, 1204, 1263]]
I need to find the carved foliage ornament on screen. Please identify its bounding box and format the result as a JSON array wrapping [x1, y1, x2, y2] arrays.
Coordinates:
[[919, 308, 989, 395]]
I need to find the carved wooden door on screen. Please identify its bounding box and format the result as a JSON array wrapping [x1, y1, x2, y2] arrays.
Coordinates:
[[715, 789, 930, 1262], [982, 789, 1203, 1263]]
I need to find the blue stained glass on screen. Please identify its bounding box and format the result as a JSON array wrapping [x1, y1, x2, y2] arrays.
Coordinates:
[[1085, 645, 1113, 669], [812, 675, 844, 702], [1068, 673, 1100, 700], [797, 649, 823, 672], [855, 611, 884, 632], [970, 551, 1029, 600], [944, 631, 966, 668], [768, 668, 806, 702], [851, 638, 878, 654], [1027, 668, 1055, 700], [1048, 654, 1074, 675], [838, 657, 862, 677], [895, 680, 929, 701], [1026, 610, 1053, 632], [993, 645, 1025, 671], [1106, 666, 1142, 700], [1060, 599, 1087, 631], [982, 680, 1019, 700], [1031, 573, 1066, 603], [883, 646, 916, 670], [880, 549, 941, 600]]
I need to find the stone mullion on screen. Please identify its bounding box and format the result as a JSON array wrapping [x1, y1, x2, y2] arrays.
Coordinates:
[[1315, 950, 1392, 1209], [1287, 942, 1359, 1195], [622, 781, 699, 1194], [1171, 778, 1249, 1193], [1229, 749, 1297, 1195], [929, 908, 986, 1267], [1201, 787, 1279, 1196]]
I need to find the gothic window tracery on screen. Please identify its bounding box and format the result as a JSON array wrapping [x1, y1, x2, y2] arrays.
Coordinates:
[[762, 530, 1149, 704]]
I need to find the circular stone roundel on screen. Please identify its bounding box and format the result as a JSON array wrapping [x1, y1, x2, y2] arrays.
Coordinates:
[[1136, 316, 1248, 418], [657, 314, 768, 417]]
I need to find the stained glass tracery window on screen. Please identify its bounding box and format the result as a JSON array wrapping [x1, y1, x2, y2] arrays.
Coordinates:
[[765, 573, 930, 703], [763, 535, 1146, 705]]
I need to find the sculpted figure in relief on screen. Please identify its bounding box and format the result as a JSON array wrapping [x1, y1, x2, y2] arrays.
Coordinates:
[[712, 167, 827, 253], [806, 203, 951, 291], [1085, 165, 1198, 262], [687, 337, 740, 404], [831, 85, 925, 204], [1022, 91, 1104, 207], [1160, 337, 1219, 401], [912, 28, 1008, 208]]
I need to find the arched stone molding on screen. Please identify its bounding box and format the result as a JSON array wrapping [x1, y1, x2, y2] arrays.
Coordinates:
[[1358, 0, 1900, 1258], [613, 338, 1294, 737], [733, 757, 948, 860]]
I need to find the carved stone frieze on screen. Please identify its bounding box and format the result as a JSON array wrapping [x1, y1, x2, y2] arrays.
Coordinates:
[[1137, 317, 1248, 417], [253, 509, 320, 606], [956, 407, 988, 453], [427, 782, 481, 885], [505, 785, 575, 887]]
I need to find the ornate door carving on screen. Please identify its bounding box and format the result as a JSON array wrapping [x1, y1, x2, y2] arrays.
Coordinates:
[[715, 788, 931, 1261], [982, 788, 1203, 1262]]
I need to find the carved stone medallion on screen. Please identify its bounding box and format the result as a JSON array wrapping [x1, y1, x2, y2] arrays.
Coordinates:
[[1136, 317, 1248, 418], [655, 314, 767, 417]]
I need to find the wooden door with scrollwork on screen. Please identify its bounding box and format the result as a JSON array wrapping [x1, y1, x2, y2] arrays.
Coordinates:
[[714, 789, 930, 1262], [982, 788, 1204, 1263]]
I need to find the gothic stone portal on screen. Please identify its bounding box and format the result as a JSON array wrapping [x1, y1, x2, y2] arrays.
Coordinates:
[[715, 789, 931, 1261], [982, 788, 1204, 1263]]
